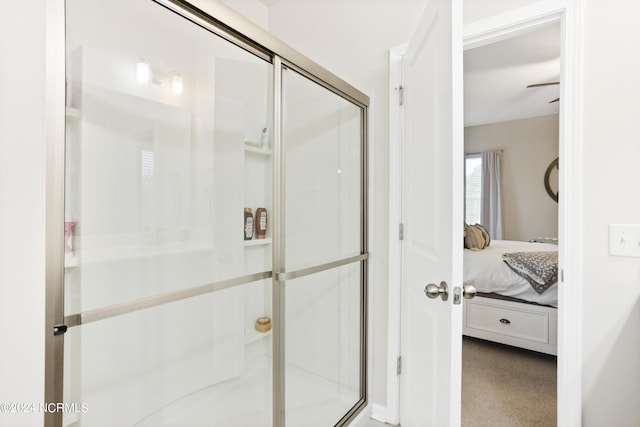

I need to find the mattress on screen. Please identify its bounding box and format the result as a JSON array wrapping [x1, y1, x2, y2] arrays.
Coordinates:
[[463, 239, 558, 307]]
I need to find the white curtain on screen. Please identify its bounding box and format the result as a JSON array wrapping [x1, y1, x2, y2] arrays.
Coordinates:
[[481, 151, 503, 239]]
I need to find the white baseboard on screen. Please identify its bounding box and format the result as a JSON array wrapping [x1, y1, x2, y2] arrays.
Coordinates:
[[371, 403, 388, 423]]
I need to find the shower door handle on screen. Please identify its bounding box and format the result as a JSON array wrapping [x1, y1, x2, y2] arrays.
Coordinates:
[[53, 324, 68, 336]]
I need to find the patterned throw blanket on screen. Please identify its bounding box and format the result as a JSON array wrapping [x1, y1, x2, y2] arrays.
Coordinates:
[[502, 251, 558, 294]]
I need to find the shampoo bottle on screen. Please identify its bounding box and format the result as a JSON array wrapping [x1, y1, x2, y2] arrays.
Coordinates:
[[260, 125, 269, 148], [244, 208, 254, 240], [255, 208, 267, 239]]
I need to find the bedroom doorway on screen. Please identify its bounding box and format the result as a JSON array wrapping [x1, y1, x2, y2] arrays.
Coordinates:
[[386, 1, 584, 425], [462, 20, 561, 426]]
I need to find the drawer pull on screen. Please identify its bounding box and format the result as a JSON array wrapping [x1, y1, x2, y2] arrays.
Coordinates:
[[499, 318, 511, 324]]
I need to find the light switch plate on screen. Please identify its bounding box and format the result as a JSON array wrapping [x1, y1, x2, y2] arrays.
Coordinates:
[[609, 224, 640, 257]]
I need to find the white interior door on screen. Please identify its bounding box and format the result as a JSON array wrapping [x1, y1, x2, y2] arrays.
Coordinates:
[[399, 0, 464, 425]]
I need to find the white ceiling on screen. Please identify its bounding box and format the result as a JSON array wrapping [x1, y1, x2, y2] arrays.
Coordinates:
[[464, 22, 561, 127]]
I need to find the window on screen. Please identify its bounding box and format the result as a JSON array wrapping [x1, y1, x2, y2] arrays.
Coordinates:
[[465, 154, 482, 224], [140, 150, 155, 178]]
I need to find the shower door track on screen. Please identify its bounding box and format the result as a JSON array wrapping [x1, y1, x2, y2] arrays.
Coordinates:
[[59, 252, 368, 329], [276, 254, 368, 281], [63, 271, 272, 328]]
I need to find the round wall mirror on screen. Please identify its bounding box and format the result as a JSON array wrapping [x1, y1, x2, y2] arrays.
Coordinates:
[[544, 157, 559, 202]]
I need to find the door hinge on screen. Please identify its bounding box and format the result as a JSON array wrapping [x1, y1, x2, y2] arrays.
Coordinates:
[[397, 356, 402, 375], [398, 85, 404, 106], [399, 223, 404, 240]]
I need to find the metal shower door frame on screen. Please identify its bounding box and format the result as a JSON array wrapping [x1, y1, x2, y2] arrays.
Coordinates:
[[44, 1, 369, 426]]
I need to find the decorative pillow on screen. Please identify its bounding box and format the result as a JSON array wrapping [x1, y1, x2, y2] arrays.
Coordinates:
[[475, 223, 491, 247], [464, 223, 491, 250]]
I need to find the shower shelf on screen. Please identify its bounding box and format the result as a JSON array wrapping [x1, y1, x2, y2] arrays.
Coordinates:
[[64, 255, 79, 268], [243, 145, 272, 155], [245, 328, 272, 345], [64, 258, 80, 268], [65, 107, 80, 118], [243, 238, 272, 247]]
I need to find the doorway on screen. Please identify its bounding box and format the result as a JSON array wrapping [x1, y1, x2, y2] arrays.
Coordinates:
[[385, 2, 582, 425], [462, 21, 561, 425]]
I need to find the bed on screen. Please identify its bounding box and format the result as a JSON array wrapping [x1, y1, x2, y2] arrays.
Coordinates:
[[462, 240, 558, 355]]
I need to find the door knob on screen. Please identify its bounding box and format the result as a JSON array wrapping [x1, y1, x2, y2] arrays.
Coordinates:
[[463, 284, 477, 299], [424, 281, 448, 301]]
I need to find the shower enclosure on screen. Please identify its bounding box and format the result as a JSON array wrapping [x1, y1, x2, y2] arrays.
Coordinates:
[[45, 1, 368, 426]]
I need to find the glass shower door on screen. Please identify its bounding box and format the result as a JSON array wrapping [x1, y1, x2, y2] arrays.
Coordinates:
[[63, 0, 273, 425], [53, 2, 369, 426], [280, 67, 367, 426]]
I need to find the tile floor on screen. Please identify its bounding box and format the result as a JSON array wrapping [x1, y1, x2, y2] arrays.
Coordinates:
[[354, 418, 390, 427]]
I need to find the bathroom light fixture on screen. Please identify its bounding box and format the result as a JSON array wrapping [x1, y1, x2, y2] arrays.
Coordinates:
[[136, 61, 150, 84], [135, 60, 184, 96], [171, 74, 184, 96]]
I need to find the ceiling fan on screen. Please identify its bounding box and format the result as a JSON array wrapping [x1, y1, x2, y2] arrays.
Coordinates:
[[526, 81, 560, 103]]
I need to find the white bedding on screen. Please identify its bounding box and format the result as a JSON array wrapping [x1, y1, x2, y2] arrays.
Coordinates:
[[463, 239, 558, 307]]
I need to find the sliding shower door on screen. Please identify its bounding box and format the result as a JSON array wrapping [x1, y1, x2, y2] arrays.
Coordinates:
[[62, 0, 273, 425], [279, 67, 367, 426], [50, 1, 367, 426]]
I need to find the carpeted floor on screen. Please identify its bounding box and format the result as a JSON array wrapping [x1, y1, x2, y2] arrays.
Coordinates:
[[462, 336, 557, 427]]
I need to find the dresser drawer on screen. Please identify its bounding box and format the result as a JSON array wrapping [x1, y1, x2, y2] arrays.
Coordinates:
[[463, 296, 557, 355]]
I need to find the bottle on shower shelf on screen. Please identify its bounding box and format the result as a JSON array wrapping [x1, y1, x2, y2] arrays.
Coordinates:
[[260, 125, 269, 149], [255, 208, 267, 239], [64, 220, 75, 254], [244, 208, 254, 240]]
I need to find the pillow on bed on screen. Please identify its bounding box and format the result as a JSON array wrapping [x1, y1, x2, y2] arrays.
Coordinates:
[[475, 223, 491, 246], [464, 223, 491, 250]]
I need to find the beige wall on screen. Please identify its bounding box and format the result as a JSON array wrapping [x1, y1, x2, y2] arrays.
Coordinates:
[[218, 0, 269, 29], [465, 115, 559, 241], [581, 0, 640, 424], [0, 2, 46, 426]]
